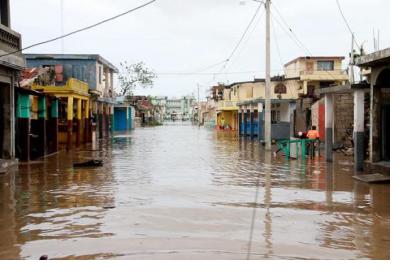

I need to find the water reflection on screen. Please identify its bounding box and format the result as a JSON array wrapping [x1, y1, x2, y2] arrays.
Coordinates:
[[0, 124, 389, 259]]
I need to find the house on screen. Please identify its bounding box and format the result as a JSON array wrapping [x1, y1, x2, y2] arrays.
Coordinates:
[[0, 0, 25, 171], [32, 78, 91, 151], [16, 68, 60, 160], [124, 95, 155, 126], [284, 56, 349, 135], [24, 53, 118, 139], [165, 95, 196, 121], [318, 48, 390, 173], [114, 105, 135, 131], [201, 90, 217, 128], [150, 96, 167, 123], [236, 76, 299, 140]]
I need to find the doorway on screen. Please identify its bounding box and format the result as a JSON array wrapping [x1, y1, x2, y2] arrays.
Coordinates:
[[0, 82, 11, 159], [380, 104, 390, 161]]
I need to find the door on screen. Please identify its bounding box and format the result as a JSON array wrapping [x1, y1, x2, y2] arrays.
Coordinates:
[[380, 104, 390, 161], [114, 108, 127, 131]]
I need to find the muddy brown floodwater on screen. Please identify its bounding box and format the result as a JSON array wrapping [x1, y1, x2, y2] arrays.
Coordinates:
[[0, 123, 389, 260]]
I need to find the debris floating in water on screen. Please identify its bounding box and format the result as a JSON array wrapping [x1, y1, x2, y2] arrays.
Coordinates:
[[73, 160, 103, 168]]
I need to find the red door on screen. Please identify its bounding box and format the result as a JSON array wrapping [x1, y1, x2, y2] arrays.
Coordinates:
[[319, 103, 325, 141]]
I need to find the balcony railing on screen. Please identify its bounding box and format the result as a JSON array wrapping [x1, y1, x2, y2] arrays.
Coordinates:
[[216, 100, 237, 110], [0, 24, 21, 52], [0, 24, 24, 69], [299, 70, 348, 78]]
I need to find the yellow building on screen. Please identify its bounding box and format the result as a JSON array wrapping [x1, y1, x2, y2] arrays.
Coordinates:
[[284, 56, 348, 96], [33, 78, 91, 150]]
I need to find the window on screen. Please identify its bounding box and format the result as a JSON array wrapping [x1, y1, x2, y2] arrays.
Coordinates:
[[271, 110, 281, 123], [317, 61, 334, 71]]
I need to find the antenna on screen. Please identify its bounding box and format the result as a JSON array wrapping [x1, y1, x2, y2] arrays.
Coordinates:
[[377, 29, 380, 51]]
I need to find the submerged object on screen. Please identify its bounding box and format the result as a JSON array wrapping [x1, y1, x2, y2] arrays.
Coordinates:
[[73, 160, 103, 168]]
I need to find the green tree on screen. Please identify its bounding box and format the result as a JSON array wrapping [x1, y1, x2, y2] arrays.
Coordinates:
[[118, 61, 157, 96]]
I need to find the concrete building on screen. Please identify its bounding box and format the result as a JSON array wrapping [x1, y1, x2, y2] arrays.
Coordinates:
[[284, 56, 349, 134], [318, 48, 390, 173], [165, 95, 196, 121], [32, 78, 92, 151], [150, 96, 167, 123], [201, 91, 217, 128], [24, 54, 118, 140], [0, 0, 25, 171]]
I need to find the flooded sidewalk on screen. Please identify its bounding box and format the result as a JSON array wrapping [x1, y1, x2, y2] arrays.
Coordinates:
[[0, 123, 389, 260]]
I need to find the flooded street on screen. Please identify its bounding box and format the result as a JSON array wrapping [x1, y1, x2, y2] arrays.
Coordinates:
[[0, 123, 389, 260]]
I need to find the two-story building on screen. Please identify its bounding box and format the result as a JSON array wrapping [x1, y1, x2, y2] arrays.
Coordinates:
[[0, 0, 25, 171], [24, 54, 118, 141], [284, 56, 348, 135]]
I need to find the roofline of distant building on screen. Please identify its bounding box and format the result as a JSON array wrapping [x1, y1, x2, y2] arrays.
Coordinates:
[[284, 56, 345, 67], [24, 53, 119, 72]]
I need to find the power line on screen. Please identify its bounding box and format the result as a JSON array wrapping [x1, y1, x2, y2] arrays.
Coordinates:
[[270, 0, 311, 55], [269, 2, 341, 81], [0, 0, 158, 59], [335, 0, 361, 49], [215, 2, 263, 77], [223, 5, 264, 76], [270, 10, 283, 66], [192, 59, 229, 74]]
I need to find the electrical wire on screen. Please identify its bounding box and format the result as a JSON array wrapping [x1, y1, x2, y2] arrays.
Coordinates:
[[223, 5, 264, 76], [192, 59, 229, 74], [0, 0, 158, 58], [335, 0, 361, 50], [270, 10, 283, 66], [215, 2, 264, 78], [270, 1, 310, 55], [269, 3, 341, 81]]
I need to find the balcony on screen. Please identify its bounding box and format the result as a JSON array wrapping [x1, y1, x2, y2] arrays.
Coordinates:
[[0, 24, 25, 70], [299, 70, 348, 81], [216, 100, 238, 111]]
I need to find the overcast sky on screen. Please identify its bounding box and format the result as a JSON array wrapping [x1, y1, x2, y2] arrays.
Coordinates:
[[10, 0, 389, 98]]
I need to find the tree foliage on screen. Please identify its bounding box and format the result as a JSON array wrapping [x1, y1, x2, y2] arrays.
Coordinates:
[[118, 61, 157, 96]]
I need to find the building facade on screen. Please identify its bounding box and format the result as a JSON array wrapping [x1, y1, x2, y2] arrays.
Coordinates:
[[318, 48, 390, 173], [0, 0, 25, 171], [165, 95, 196, 121], [24, 54, 118, 140]]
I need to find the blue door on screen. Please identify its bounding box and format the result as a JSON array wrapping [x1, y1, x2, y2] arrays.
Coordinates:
[[114, 108, 127, 131]]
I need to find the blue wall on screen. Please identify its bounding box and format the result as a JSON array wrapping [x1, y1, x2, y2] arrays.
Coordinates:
[[26, 58, 97, 89]]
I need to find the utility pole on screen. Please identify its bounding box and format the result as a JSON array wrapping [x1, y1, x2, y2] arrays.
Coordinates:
[[197, 83, 200, 127], [264, 0, 272, 150], [349, 33, 355, 84]]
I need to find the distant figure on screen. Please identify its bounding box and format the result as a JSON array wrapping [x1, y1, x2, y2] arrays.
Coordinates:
[[297, 131, 307, 139], [39, 255, 48, 260], [221, 117, 225, 129], [307, 126, 320, 140]]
